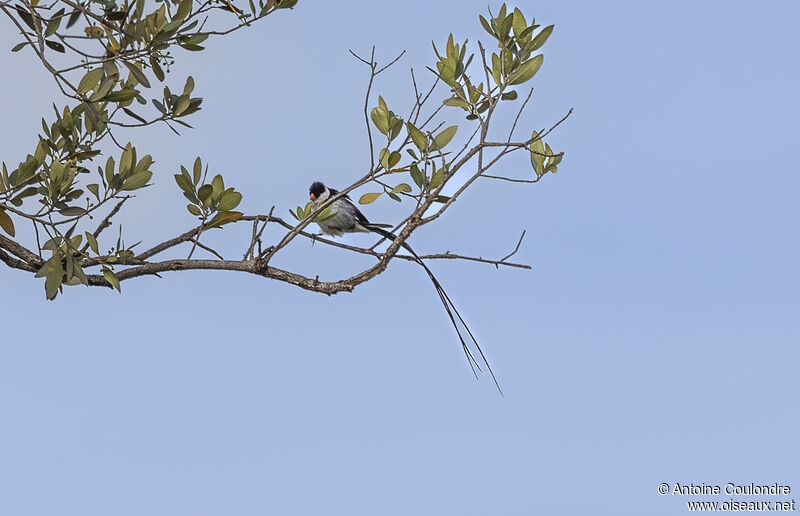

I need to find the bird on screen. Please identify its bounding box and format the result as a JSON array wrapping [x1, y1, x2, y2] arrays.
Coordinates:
[[308, 181, 501, 392]]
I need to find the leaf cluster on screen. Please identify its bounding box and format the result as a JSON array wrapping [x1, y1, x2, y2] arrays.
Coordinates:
[[174, 157, 243, 229], [347, 4, 563, 212]]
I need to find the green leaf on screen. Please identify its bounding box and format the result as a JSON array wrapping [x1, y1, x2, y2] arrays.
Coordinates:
[[122, 171, 152, 190], [406, 122, 427, 151], [544, 142, 563, 173], [0, 207, 15, 236], [105, 10, 128, 21], [518, 25, 536, 43], [85, 232, 99, 254], [198, 184, 213, 203], [103, 60, 119, 78], [45, 258, 64, 299], [512, 7, 526, 38], [499, 13, 514, 39], [501, 90, 518, 101], [104, 89, 140, 103], [409, 164, 424, 188], [379, 147, 390, 169], [531, 25, 554, 50], [432, 125, 458, 150], [206, 210, 243, 229], [42, 237, 61, 252], [467, 82, 483, 104], [444, 97, 470, 110], [211, 174, 224, 200], [529, 130, 546, 176], [122, 107, 147, 124], [103, 267, 121, 293], [491, 53, 502, 86], [45, 40, 65, 53], [150, 56, 165, 82], [119, 143, 134, 177], [87, 183, 100, 200], [313, 205, 335, 223], [429, 168, 445, 190], [183, 76, 195, 96], [122, 61, 151, 88], [174, 173, 194, 196], [391, 183, 412, 194], [159, 18, 185, 36], [358, 192, 382, 205], [508, 54, 543, 85], [44, 9, 64, 38], [388, 116, 403, 140], [174, 95, 190, 115], [187, 204, 201, 216], [178, 42, 205, 52], [13, 5, 35, 30], [370, 107, 389, 135], [434, 195, 451, 203], [90, 75, 117, 101], [192, 157, 202, 185], [388, 151, 401, 169], [70, 262, 88, 286], [66, 10, 81, 29], [479, 15, 494, 37], [134, 154, 153, 175], [11, 42, 29, 52], [175, 0, 192, 20], [58, 206, 87, 217], [217, 190, 242, 211]]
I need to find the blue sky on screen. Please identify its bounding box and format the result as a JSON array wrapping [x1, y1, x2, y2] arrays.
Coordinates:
[[1, 1, 798, 515]]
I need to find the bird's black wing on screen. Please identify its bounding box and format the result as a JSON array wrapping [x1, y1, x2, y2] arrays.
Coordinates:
[[353, 204, 375, 226], [329, 187, 365, 217]]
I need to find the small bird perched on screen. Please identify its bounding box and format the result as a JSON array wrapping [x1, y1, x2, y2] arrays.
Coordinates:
[[308, 181, 501, 392]]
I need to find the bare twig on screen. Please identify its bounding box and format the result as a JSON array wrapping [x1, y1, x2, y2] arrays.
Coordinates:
[[194, 240, 224, 260], [507, 88, 534, 144], [350, 46, 378, 170], [375, 50, 406, 75], [244, 205, 274, 260], [80, 196, 129, 253], [501, 230, 526, 263], [481, 174, 543, 184]]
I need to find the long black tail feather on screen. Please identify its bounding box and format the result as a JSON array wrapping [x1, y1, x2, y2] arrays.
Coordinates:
[[365, 224, 502, 394]]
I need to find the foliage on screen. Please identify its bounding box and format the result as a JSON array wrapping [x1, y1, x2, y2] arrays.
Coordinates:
[[0, 1, 569, 303], [341, 5, 563, 208]]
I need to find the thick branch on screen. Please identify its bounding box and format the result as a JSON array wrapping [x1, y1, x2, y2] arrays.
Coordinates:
[[0, 234, 44, 268]]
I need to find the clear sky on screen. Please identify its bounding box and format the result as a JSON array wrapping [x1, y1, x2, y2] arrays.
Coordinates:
[[1, 1, 798, 515]]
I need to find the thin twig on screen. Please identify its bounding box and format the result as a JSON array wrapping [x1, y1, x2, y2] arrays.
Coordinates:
[[375, 50, 406, 75], [244, 205, 274, 260], [80, 196, 129, 253], [507, 88, 534, 144], [501, 230, 526, 263], [350, 46, 377, 170], [194, 240, 224, 260], [481, 174, 543, 184]]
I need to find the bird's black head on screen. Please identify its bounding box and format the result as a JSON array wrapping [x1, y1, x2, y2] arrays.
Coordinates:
[[309, 181, 327, 202]]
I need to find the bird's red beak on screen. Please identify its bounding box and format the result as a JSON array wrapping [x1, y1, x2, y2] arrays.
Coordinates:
[[309, 193, 315, 201]]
